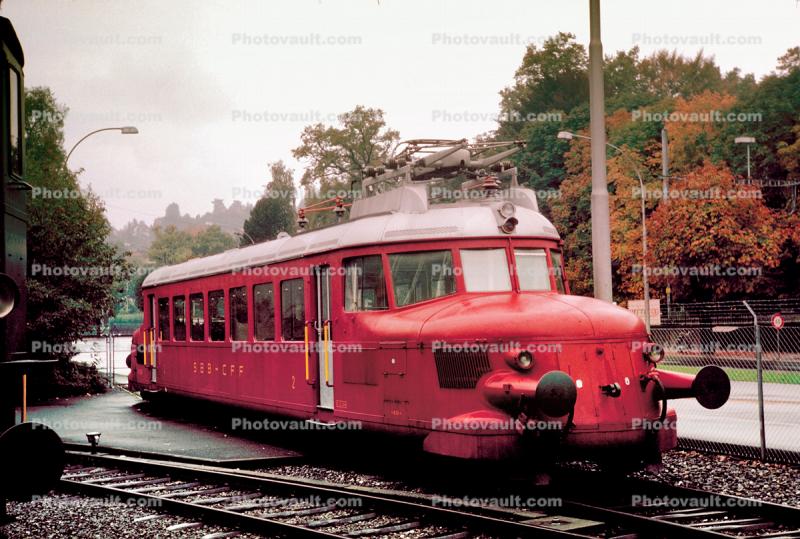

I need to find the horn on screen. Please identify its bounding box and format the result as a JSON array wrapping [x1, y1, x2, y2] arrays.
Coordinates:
[[653, 365, 731, 410]]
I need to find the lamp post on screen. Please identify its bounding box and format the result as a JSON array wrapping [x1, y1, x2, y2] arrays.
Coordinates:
[[587, 0, 613, 304], [65, 126, 139, 166], [558, 130, 652, 333], [734, 136, 755, 180]]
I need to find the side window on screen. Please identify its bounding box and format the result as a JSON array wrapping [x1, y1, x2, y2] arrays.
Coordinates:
[[551, 251, 566, 294], [147, 294, 155, 328], [9, 68, 22, 176], [173, 296, 186, 341], [157, 298, 170, 340], [280, 279, 305, 341], [344, 255, 388, 311], [208, 290, 225, 341], [389, 250, 456, 307], [229, 286, 248, 341], [254, 283, 275, 340], [190, 293, 205, 341]]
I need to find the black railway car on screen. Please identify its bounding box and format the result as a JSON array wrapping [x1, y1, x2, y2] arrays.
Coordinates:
[[0, 15, 28, 432]]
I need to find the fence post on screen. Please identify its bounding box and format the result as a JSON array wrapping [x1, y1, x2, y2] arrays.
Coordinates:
[[743, 301, 766, 460]]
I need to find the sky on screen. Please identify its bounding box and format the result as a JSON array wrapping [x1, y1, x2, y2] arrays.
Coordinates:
[[3, 0, 798, 228]]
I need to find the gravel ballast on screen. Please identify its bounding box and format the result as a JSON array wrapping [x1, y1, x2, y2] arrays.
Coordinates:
[[635, 450, 800, 507], [2, 449, 798, 537]]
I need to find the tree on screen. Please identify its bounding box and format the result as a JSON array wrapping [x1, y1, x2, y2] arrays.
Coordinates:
[[292, 106, 398, 229], [645, 163, 783, 301], [148, 225, 194, 266], [25, 87, 131, 359], [242, 161, 297, 244], [498, 32, 588, 138], [638, 50, 723, 99], [192, 225, 237, 256]]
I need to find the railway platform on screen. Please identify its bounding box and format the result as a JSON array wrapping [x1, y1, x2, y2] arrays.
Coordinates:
[[24, 387, 300, 463]]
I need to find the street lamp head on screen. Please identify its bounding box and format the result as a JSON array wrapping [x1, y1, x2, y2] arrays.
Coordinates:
[[557, 131, 574, 140], [734, 136, 755, 144], [120, 126, 139, 134]]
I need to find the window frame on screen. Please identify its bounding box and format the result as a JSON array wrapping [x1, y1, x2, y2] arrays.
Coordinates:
[[513, 247, 555, 292], [189, 292, 205, 341], [549, 250, 567, 294], [157, 297, 171, 341], [280, 278, 305, 341], [208, 289, 226, 342], [343, 255, 389, 312], [172, 295, 187, 341], [387, 249, 457, 308], [253, 282, 276, 341], [458, 248, 513, 293], [8, 66, 22, 178], [229, 286, 248, 342]]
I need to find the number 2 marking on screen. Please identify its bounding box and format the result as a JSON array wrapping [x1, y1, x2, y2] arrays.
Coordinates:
[[291, 375, 296, 390]]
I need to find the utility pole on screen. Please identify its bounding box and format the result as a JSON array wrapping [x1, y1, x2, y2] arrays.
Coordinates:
[[588, 0, 613, 303], [661, 128, 669, 203]]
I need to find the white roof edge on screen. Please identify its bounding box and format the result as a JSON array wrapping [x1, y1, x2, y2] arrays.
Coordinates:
[[142, 191, 560, 288]]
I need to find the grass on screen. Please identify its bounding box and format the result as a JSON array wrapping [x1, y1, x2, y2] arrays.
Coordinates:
[[660, 364, 800, 385]]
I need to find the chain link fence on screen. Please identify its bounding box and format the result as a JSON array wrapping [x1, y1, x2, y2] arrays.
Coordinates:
[[650, 299, 800, 463]]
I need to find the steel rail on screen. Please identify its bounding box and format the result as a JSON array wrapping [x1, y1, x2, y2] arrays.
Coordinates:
[[61, 452, 588, 539]]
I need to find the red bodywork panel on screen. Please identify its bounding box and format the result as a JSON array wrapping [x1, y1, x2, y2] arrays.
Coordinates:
[[130, 237, 681, 462]]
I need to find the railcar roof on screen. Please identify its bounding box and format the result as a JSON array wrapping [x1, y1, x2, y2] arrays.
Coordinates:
[[142, 189, 560, 288]]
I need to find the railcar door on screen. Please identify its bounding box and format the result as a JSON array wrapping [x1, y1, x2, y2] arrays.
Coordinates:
[[148, 294, 157, 383], [314, 265, 334, 409]]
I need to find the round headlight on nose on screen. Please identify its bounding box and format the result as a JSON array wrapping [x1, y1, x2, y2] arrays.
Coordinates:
[[644, 343, 665, 364], [498, 201, 516, 219], [517, 351, 534, 370]]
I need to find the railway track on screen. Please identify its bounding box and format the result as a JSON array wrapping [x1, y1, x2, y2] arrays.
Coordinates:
[[57, 450, 800, 538]]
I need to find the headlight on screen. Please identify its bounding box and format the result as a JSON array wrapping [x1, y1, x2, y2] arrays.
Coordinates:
[[517, 351, 534, 370], [498, 202, 516, 219], [505, 350, 534, 371], [644, 343, 664, 364]]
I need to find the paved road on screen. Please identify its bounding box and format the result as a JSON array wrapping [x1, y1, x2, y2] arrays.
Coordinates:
[[673, 380, 800, 451], [26, 388, 299, 461]]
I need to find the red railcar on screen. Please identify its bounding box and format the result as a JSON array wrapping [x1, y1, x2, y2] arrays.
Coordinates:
[[130, 143, 730, 466]]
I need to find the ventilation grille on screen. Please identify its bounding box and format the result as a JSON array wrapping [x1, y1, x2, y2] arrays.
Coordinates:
[[433, 349, 492, 389]]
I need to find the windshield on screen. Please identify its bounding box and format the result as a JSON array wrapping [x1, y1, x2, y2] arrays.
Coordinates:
[[461, 249, 512, 292], [389, 250, 456, 306], [515, 248, 552, 291]]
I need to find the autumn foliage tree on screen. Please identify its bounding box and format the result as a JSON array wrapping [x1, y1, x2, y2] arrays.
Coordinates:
[[645, 163, 783, 301]]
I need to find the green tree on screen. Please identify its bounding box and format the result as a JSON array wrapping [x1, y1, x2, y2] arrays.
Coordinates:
[[148, 225, 193, 266], [25, 87, 131, 359], [498, 32, 588, 138], [242, 161, 297, 244], [192, 224, 237, 256], [292, 106, 398, 229]]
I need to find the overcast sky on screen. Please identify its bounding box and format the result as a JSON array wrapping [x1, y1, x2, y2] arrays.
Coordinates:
[[3, 0, 798, 228]]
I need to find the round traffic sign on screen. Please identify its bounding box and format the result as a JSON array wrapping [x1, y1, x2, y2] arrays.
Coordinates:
[[771, 313, 785, 330]]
